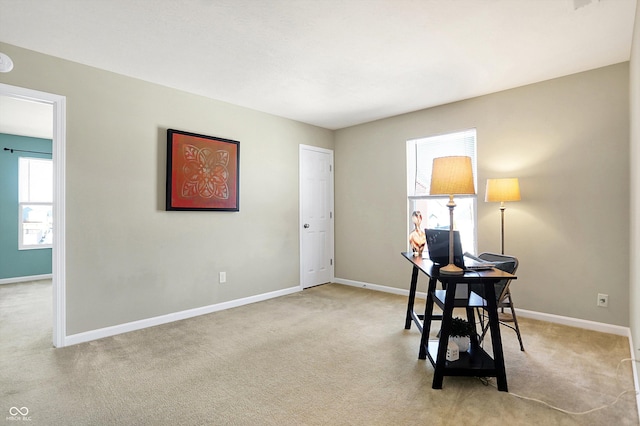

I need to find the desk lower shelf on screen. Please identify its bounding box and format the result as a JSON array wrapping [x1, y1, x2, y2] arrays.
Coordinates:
[[425, 341, 500, 377], [432, 289, 487, 309], [426, 289, 502, 380]]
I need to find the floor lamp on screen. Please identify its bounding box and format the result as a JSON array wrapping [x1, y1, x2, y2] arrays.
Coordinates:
[[485, 178, 521, 254], [430, 156, 476, 275]]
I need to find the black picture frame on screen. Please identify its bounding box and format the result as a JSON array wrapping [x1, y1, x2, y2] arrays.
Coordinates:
[[166, 129, 240, 211]]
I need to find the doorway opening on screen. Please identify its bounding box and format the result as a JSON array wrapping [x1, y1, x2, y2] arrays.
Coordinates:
[[0, 83, 66, 347]]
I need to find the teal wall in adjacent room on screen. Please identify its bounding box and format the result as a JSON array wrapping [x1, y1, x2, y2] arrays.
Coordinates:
[[0, 133, 52, 280]]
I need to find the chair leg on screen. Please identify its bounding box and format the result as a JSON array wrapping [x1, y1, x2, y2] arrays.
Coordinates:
[[480, 319, 490, 342], [477, 291, 525, 352], [476, 308, 484, 330], [476, 307, 489, 344], [477, 308, 490, 343], [506, 294, 525, 351]]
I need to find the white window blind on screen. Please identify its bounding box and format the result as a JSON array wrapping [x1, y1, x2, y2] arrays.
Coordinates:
[[407, 129, 477, 196], [19, 157, 53, 202]]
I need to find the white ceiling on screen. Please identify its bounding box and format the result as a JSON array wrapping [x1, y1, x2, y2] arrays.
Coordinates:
[[0, 0, 637, 132], [0, 96, 53, 139]]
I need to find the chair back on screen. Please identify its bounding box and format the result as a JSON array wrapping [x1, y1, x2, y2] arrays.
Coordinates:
[[476, 252, 518, 301]]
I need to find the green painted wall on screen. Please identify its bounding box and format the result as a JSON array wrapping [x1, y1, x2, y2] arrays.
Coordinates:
[[0, 133, 52, 279]]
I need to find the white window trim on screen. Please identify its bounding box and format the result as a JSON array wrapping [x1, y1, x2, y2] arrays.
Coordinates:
[[406, 129, 478, 254], [18, 156, 53, 250]]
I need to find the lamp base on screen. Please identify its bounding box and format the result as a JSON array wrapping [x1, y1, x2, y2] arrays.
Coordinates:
[[439, 263, 465, 275]]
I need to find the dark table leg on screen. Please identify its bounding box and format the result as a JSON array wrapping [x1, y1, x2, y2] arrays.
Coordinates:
[[405, 266, 420, 329], [466, 306, 480, 353], [418, 277, 438, 360], [485, 282, 508, 392], [431, 281, 456, 389]]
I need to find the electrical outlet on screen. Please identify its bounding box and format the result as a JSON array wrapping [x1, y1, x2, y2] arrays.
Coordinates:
[[219, 272, 226, 284], [597, 293, 608, 307]]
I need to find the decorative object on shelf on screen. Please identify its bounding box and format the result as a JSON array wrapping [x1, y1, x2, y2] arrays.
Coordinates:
[[446, 339, 459, 361], [449, 316, 475, 352], [408, 210, 426, 256], [485, 178, 521, 254], [429, 156, 476, 274], [166, 129, 240, 211]]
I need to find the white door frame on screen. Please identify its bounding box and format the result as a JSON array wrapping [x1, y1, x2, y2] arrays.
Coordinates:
[[0, 83, 66, 347], [299, 144, 334, 288]]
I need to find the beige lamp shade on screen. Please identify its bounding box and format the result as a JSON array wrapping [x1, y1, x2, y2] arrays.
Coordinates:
[[485, 178, 521, 202], [430, 156, 476, 195]]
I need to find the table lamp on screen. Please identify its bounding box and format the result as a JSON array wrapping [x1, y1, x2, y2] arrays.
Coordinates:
[[485, 178, 521, 254], [429, 156, 475, 275]]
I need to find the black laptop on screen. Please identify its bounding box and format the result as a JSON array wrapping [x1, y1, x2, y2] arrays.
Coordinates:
[[425, 229, 494, 271]]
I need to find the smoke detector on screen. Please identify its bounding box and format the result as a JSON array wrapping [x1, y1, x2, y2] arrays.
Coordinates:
[[0, 52, 14, 73]]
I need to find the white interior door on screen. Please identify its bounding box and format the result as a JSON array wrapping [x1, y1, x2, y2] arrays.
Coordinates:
[[299, 145, 334, 289]]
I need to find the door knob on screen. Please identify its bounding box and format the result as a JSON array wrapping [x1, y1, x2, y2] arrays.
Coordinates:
[[303, 223, 310, 228]]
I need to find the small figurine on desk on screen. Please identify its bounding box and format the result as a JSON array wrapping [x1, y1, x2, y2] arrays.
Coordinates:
[[409, 210, 426, 256]]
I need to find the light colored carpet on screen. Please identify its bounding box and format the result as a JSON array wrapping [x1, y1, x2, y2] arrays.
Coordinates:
[[1, 280, 638, 425]]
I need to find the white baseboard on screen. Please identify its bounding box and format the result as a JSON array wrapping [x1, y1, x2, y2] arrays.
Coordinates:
[[334, 277, 629, 336], [335, 277, 429, 298], [64, 286, 301, 346], [0, 274, 52, 285], [514, 308, 629, 336]]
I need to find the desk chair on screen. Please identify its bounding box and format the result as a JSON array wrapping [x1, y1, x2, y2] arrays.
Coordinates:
[[468, 252, 524, 352]]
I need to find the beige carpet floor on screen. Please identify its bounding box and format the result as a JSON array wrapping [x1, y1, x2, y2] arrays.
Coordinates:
[[1, 280, 638, 425]]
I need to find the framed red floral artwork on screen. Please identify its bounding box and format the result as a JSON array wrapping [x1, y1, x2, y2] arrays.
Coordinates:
[[166, 129, 239, 211]]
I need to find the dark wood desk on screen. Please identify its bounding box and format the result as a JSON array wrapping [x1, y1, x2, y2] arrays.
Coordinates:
[[402, 252, 516, 392]]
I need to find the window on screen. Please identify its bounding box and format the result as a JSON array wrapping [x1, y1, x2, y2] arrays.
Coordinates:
[[407, 129, 477, 254], [18, 157, 53, 250]]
